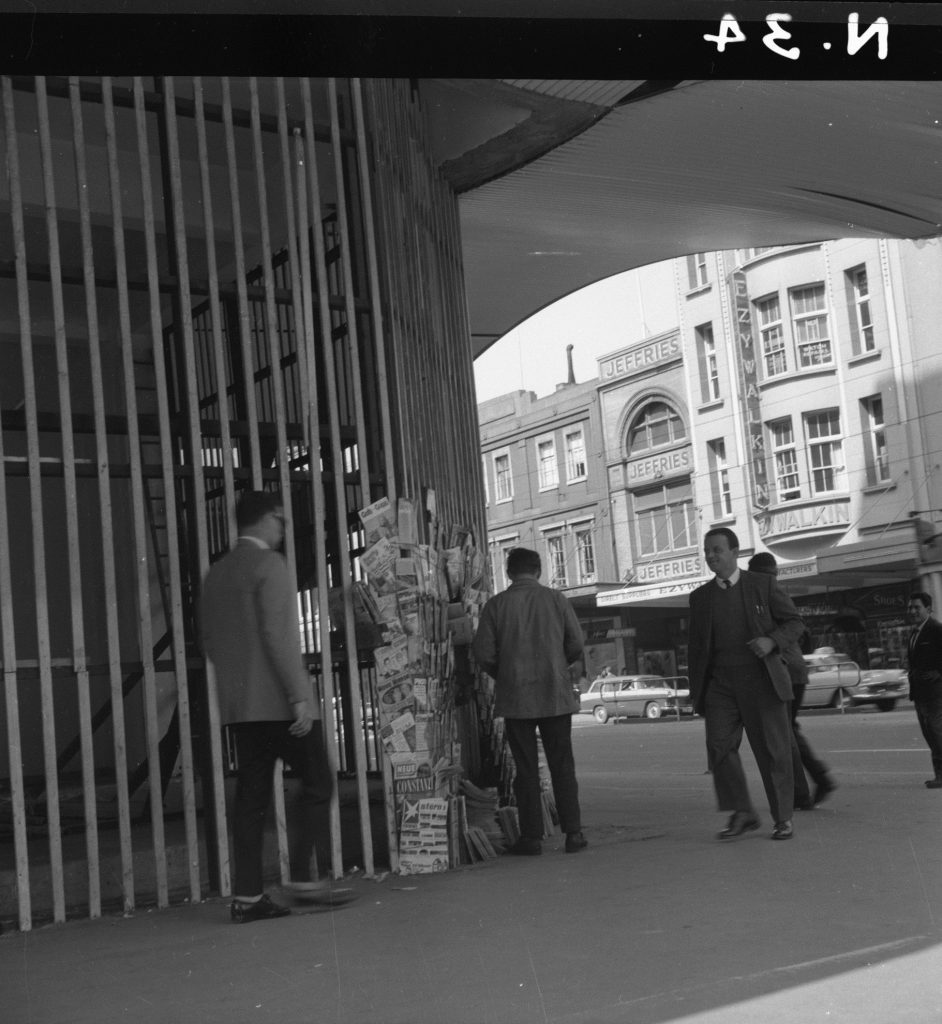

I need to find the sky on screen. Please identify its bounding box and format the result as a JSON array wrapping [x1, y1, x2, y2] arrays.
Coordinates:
[[473, 258, 681, 403]]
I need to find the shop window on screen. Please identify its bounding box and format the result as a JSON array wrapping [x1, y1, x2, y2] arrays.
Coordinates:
[[695, 322, 720, 403], [536, 434, 558, 490], [861, 394, 890, 485], [707, 438, 733, 517], [846, 265, 875, 354], [769, 418, 801, 502], [790, 283, 832, 367], [545, 533, 568, 587], [805, 409, 844, 493], [565, 427, 587, 481], [489, 535, 518, 592], [756, 293, 787, 377], [627, 400, 686, 454], [633, 479, 696, 557], [686, 252, 709, 290], [574, 526, 597, 583], [493, 449, 512, 502]]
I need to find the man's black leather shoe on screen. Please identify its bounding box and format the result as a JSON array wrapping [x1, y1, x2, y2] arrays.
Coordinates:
[[230, 893, 291, 923], [717, 812, 760, 839], [925, 778, 942, 789], [771, 820, 794, 840], [565, 831, 588, 853]]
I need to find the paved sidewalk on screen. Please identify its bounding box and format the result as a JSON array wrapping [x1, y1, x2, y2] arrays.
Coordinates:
[[4, 713, 942, 1024]]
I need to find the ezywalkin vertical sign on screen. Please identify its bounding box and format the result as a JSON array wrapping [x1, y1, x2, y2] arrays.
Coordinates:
[[730, 270, 770, 511]]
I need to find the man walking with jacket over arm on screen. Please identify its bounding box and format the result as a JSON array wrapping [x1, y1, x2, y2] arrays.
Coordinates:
[[689, 528, 805, 841]]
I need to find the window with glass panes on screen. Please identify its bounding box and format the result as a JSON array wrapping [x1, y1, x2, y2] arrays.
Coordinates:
[[536, 436, 558, 489], [805, 410, 844, 493], [565, 428, 587, 480], [848, 266, 875, 353], [696, 323, 720, 402], [494, 450, 512, 501], [687, 252, 709, 289], [707, 438, 733, 517], [574, 526, 596, 582], [790, 284, 831, 367], [756, 294, 787, 376], [862, 395, 890, 484], [633, 479, 696, 556], [545, 534, 567, 587], [769, 418, 801, 501], [628, 401, 686, 453]]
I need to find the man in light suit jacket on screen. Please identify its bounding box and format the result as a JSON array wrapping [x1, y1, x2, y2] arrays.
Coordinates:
[[200, 491, 333, 923], [689, 528, 805, 841], [906, 591, 942, 789]]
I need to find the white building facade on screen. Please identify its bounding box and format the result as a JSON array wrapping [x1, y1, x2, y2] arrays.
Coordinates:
[[483, 239, 942, 679]]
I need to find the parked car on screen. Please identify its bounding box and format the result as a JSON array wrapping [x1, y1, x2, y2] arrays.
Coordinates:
[[801, 650, 861, 708], [579, 674, 692, 723], [852, 667, 908, 711]]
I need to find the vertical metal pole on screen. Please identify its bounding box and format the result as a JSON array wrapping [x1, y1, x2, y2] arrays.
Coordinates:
[[36, 77, 103, 920], [191, 75, 233, 896], [160, 76, 216, 902], [352, 79, 396, 506], [68, 77, 137, 918], [123, 76, 170, 906], [293, 124, 345, 879], [327, 78, 372, 504], [3, 76, 67, 923], [302, 79, 375, 876], [0, 83, 32, 932], [248, 78, 302, 879], [221, 77, 263, 486], [350, 79, 400, 868]]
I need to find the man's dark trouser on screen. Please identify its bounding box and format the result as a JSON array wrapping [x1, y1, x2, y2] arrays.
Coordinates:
[[790, 683, 830, 792], [704, 666, 794, 824], [504, 714, 581, 841], [229, 721, 333, 897], [915, 692, 942, 780]]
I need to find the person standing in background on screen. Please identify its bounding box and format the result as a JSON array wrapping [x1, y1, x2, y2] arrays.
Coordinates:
[[472, 547, 588, 855], [905, 591, 942, 789], [747, 552, 836, 808]]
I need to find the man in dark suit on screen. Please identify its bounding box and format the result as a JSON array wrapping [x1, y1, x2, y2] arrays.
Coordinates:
[[905, 591, 942, 789], [747, 552, 836, 808], [689, 528, 805, 840], [200, 491, 333, 922]]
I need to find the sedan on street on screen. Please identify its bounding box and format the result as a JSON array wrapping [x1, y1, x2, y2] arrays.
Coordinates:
[[579, 675, 692, 723]]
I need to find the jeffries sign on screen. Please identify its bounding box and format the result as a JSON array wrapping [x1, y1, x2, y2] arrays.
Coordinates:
[[627, 445, 692, 486], [600, 333, 681, 381]]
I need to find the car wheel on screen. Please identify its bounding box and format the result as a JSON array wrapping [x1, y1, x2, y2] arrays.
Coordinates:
[[876, 699, 897, 712], [593, 706, 610, 724], [644, 702, 662, 720]]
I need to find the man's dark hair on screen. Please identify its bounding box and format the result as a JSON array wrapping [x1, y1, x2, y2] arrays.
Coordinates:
[[705, 526, 740, 550], [506, 547, 541, 578], [910, 591, 933, 610], [236, 490, 283, 532], [747, 552, 777, 575]]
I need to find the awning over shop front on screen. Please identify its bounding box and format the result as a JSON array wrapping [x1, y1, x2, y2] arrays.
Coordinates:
[[597, 576, 712, 609], [815, 528, 924, 581]]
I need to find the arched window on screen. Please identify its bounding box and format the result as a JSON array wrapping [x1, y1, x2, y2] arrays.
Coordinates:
[[627, 401, 686, 454]]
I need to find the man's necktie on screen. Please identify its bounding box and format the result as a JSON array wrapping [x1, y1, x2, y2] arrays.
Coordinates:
[[721, 579, 731, 589]]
